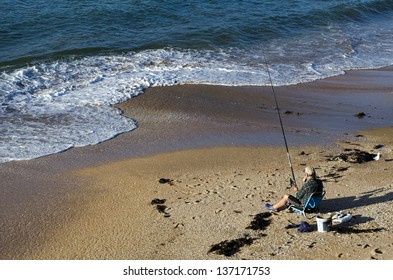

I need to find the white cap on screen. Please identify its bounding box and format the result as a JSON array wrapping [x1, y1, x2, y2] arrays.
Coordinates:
[[304, 166, 316, 176]]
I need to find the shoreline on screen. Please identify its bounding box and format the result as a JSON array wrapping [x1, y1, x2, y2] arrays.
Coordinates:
[[1, 68, 393, 259]]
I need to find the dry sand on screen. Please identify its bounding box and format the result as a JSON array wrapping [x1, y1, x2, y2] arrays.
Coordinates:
[[0, 69, 392, 260]]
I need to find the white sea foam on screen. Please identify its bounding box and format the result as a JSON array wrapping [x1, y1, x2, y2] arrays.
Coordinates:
[[1, 26, 393, 163]]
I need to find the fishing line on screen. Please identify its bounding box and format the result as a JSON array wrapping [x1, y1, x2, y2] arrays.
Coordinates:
[[262, 53, 297, 188]]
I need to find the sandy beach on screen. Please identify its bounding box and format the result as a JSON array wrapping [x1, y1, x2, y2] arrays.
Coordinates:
[[1, 68, 393, 260]]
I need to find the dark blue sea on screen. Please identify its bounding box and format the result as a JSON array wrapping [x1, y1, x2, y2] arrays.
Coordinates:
[[1, 0, 393, 163]]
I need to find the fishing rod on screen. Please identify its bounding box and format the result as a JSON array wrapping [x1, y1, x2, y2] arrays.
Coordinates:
[[262, 54, 297, 188]]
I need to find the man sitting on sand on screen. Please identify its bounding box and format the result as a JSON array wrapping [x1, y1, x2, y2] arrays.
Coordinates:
[[265, 166, 323, 212]]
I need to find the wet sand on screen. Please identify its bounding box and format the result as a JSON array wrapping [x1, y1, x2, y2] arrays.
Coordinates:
[[0, 68, 392, 259]]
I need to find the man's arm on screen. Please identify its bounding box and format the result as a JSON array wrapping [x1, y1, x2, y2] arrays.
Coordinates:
[[295, 181, 310, 201]]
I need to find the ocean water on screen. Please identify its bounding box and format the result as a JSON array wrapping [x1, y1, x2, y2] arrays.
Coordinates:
[[1, 0, 393, 163]]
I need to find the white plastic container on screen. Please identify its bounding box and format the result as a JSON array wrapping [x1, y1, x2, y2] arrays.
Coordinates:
[[316, 216, 331, 232]]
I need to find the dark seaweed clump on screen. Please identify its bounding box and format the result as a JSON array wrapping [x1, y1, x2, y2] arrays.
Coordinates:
[[151, 198, 166, 205], [208, 235, 256, 257], [327, 149, 377, 164], [159, 178, 174, 185], [156, 204, 167, 213], [151, 198, 170, 217], [355, 112, 367, 119], [246, 212, 272, 231]]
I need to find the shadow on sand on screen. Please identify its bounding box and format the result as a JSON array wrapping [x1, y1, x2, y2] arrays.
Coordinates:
[[315, 188, 392, 232], [320, 188, 393, 213]]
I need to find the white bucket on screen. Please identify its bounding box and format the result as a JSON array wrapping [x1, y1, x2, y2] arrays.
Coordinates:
[[316, 216, 331, 232]]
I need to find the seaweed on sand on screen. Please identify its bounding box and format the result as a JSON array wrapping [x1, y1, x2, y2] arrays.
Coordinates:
[[208, 234, 256, 257], [156, 204, 167, 213], [327, 149, 377, 164], [159, 178, 174, 185], [151, 198, 166, 205], [151, 198, 170, 217], [246, 212, 272, 231]]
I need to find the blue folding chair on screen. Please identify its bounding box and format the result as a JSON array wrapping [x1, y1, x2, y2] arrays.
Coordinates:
[[288, 191, 326, 218]]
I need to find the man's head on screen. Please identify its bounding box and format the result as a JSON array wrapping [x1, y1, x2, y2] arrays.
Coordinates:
[[304, 166, 316, 177]]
